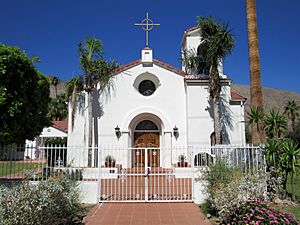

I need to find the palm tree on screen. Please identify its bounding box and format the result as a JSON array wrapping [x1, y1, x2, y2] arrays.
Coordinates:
[[51, 76, 60, 98], [66, 76, 83, 129], [49, 94, 68, 121], [264, 109, 287, 139], [246, 0, 264, 145], [69, 37, 117, 167], [197, 16, 235, 144], [284, 100, 300, 132], [281, 139, 300, 198], [247, 106, 265, 144]]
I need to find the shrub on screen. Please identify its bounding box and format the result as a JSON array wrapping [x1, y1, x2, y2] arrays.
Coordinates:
[[0, 174, 83, 225], [204, 157, 269, 217], [211, 172, 268, 217], [224, 199, 299, 224], [0, 202, 4, 225]]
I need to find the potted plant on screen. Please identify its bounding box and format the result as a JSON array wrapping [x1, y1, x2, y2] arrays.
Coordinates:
[[105, 155, 116, 167], [177, 154, 188, 167]]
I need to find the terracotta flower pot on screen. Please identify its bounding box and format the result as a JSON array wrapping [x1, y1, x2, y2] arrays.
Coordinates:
[[177, 162, 188, 167], [105, 161, 116, 168]]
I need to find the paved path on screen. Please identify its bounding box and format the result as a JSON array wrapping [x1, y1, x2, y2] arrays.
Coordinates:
[[84, 203, 211, 225]]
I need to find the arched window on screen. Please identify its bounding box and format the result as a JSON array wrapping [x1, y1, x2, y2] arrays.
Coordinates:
[[197, 44, 210, 75], [194, 152, 213, 166], [135, 120, 158, 131], [210, 132, 216, 146]]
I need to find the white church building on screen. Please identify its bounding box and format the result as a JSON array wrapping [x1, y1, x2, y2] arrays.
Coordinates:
[[66, 17, 249, 203], [68, 26, 246, 160]]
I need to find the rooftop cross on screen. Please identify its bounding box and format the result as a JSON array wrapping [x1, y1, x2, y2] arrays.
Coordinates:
[[134, 13, 160, 47]]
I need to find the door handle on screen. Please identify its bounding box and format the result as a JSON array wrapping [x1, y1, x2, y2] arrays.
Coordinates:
[[144, 167, 151, 177]]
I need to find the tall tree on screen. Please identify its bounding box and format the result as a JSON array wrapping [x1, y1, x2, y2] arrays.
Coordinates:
[[0, 44, 51, 144], [247, 105, 265, 143], [284, 100, 300, 132], [69, 37, 117, 167], [197, 17, 235, 144], [246, 0, 264, 145], [66, 76, 83, 130], [51, 76, 60, 98]]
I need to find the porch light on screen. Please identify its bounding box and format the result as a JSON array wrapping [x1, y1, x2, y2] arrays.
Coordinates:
[[115, 125, 121, 139], [173, 126, 179, 140]]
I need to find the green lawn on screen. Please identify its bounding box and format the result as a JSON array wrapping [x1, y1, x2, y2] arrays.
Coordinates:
[[281, 206, 300, 221], [0, 161, 43, 177], [279, 171, 300, 222]]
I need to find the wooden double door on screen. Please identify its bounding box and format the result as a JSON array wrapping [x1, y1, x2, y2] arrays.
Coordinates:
[[133, 132, 160, 167]]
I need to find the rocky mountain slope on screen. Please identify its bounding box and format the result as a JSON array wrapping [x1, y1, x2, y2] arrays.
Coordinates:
[[231, 84, 300, 112]]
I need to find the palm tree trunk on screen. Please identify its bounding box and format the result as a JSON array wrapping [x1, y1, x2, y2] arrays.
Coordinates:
[[246, 0, 264, 145], [87, 91, 93, 167], [283, 171, 288, 192], [291, 118, 295, 133], [213, 97, 221, 144], [55, 86, 58, 98], [291, 172, 295, 199]]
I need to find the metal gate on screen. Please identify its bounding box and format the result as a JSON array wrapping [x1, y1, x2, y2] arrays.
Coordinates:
[[99, 147, 194, 202]]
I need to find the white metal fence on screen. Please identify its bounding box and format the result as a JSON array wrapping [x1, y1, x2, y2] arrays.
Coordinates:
[[0, 144, 265, 202]]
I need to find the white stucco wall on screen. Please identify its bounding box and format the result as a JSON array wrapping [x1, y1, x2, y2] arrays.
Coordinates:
[[67, 60, 190, 167], [186, 81, 213, 145], [67, 92, 87, 148], [229, 101, 246, 145], [98, 63, 187, 147]]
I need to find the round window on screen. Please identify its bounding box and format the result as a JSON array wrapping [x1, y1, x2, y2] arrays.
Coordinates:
[[138, 80, 156, 96]]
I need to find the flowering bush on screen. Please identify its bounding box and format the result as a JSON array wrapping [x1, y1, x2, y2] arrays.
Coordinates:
[[0, 174, 83, 225], [224, 200, 299, 224]]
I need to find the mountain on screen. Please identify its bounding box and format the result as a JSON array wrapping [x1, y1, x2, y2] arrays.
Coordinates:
[[231, 84, 300, 113], [49, 79, 65, 98]]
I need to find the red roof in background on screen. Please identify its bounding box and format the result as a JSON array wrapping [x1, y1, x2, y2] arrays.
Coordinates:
[[52, 119, 68, 133], [231, 91, 247, 101], [113, 59, 187, 76]]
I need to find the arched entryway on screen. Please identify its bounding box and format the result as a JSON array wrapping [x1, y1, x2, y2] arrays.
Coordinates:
[[133, 120, 160, 167]]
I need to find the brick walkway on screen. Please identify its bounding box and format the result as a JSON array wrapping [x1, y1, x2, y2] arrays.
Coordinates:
[[84, 203, 211, 225]]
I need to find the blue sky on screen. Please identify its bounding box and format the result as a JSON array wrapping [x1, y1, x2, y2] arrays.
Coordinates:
[[1, 0, 299, 93]]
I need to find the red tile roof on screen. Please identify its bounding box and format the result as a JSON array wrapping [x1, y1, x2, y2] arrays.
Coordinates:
[[231, 91, 247, 101], [113, 59, 141, 73], [52, 119, 68, 133], [185, 26, 200, 33], [153, 59, 187, 76], [113, 59, 187, 76]]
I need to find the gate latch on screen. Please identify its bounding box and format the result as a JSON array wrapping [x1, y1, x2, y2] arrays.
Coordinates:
[[144, 167, 151, 177]]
